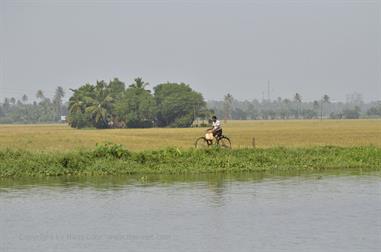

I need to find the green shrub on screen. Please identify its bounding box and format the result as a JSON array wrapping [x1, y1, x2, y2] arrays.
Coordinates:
[[93, 143, 130, 159]]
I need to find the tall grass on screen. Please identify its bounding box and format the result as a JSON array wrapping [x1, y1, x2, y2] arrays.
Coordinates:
[[0, 144, 380, 177]]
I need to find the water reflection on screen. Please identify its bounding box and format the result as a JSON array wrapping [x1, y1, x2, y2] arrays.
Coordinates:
[[0, 168, 378, 191]]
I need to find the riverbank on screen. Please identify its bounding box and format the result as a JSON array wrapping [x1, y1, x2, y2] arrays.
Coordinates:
[[1, 145, 380, 177]]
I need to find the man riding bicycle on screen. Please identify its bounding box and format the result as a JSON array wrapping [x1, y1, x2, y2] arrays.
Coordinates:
[[208, 116, 222, 140], [195, 115, 231, 148]]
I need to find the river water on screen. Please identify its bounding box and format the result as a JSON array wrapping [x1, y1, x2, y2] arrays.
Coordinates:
[[1, 171, 380, 252]]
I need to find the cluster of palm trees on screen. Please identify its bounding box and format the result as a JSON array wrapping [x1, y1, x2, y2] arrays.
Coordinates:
[[212, 93, 332, 120], [68, 78, 127, 128], [68, 77, 206, 129], [0, 87, 66, 123], [294, 93, 330, 120]]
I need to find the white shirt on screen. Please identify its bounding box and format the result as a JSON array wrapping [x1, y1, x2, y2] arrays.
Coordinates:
[[212, 120, 221, 130]]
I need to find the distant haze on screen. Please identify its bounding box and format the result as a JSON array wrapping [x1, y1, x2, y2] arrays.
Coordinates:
[[1, 0, 380, 102]]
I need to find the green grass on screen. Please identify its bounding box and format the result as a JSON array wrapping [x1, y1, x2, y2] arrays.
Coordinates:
[[1, 144, 380, 177]]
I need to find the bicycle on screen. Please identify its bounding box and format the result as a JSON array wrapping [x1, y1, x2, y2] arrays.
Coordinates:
[[195, 130, 231, 149]]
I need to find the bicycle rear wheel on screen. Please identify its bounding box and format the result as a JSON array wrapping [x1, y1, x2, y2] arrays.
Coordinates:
[[217, 136, 231, 149], [195, 137, 210, 149]]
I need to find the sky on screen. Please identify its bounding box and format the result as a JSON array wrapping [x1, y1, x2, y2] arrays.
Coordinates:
[[1, 0, 380, 102]]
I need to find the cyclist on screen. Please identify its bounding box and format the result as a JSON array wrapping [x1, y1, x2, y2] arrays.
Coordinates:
[[208, 116, 223, 140]]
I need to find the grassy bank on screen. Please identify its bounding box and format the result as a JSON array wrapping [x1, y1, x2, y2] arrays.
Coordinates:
[[1, 145, 380, 177]]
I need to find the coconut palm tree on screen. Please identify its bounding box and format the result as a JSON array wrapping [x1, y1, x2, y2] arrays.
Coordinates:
[[313, 100, 320, 119], [68, 96, 83, 113], [294, 93, 302, 119], [320, 94, 330, 120], [36, 90, 44, 101], [10, 97, 16, 105], [282, 98, 292, 119], [129, 77, 150, 94], [130, 77, 148, 89], [3, 98, 10, 111], [85, 102, 109, 127], [53, 86, 65, 117], [22, 94, 28, 103], [223, 93, 234, 123], [85, 84, 113, 128]]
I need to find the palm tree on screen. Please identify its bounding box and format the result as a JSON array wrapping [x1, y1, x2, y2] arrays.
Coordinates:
[[54, 86, 65, 117], [3, 98, 10, 111], [313, 100, 319, 118], [22, 94, 28, 103], [321, 94, 330, 120], [85, 84, 113, 128], [129, 77, 149, 90], [282, 98, 291, 119], [68, 96, 83, 113], [36, 90, 44, 101], [85, 103, 109, 127], [223, 93, 234, 123], [85, 96, 113, 128], [294, 93, 302, 119], [55, 87, 65, 99], [21, 94, 29, 116]]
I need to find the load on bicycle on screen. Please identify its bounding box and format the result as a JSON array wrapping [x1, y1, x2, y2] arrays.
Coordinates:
[[195, 116, 231, 148]]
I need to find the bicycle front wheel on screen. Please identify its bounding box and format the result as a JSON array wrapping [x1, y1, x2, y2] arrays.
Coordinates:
[[195, 137, 210, 149], [217, 136, 231, 149]]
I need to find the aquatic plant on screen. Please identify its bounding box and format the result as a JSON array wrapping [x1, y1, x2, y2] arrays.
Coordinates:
[[0, 144, 379, 177]]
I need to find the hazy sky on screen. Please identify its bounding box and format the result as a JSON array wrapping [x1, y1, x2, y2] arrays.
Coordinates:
[[1, 0, 380, 102]]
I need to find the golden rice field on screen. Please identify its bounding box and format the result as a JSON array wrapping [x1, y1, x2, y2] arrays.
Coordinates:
[[0, 119, 380, 152]]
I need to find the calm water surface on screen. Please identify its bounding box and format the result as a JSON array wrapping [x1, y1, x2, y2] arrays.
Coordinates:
[[1, 171, 380, 252]]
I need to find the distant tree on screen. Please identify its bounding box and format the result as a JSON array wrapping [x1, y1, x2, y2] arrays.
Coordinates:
[[294, 93, 302, 119], [129, 77, 149, 90], [261, 109, 276, 120], [367, 104, 381, 116], [330, 112, 343, 119], [246, 102, 258, 119], [313, 100, 320, 117], [302, 109, 318, 119], [232, 107, 248, 120], [53, 86, 65, 118], [22, 94, 28, 103], [321, 94, 330, 120], [36, 90, 45, 101], [281, 98, 292, 119], [3, 98, 10, 112], [10, 97, 16, 105], [223, 93, 234, 122], [342, 106, 361, 119]]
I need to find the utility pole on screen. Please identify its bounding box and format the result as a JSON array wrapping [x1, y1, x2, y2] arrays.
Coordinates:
[[267, 80, 271, 102]]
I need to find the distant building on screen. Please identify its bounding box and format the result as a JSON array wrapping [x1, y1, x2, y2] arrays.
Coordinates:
[[60, 116, 67, 122]]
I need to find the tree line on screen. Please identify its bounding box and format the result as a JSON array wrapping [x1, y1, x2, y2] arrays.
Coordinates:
[[209, 93, 381, 121], [0, 87, 66, 124], [1, 80, 381, 126]]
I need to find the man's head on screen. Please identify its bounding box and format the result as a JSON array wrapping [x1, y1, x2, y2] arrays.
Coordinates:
[[212, 116, 217, 122]]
